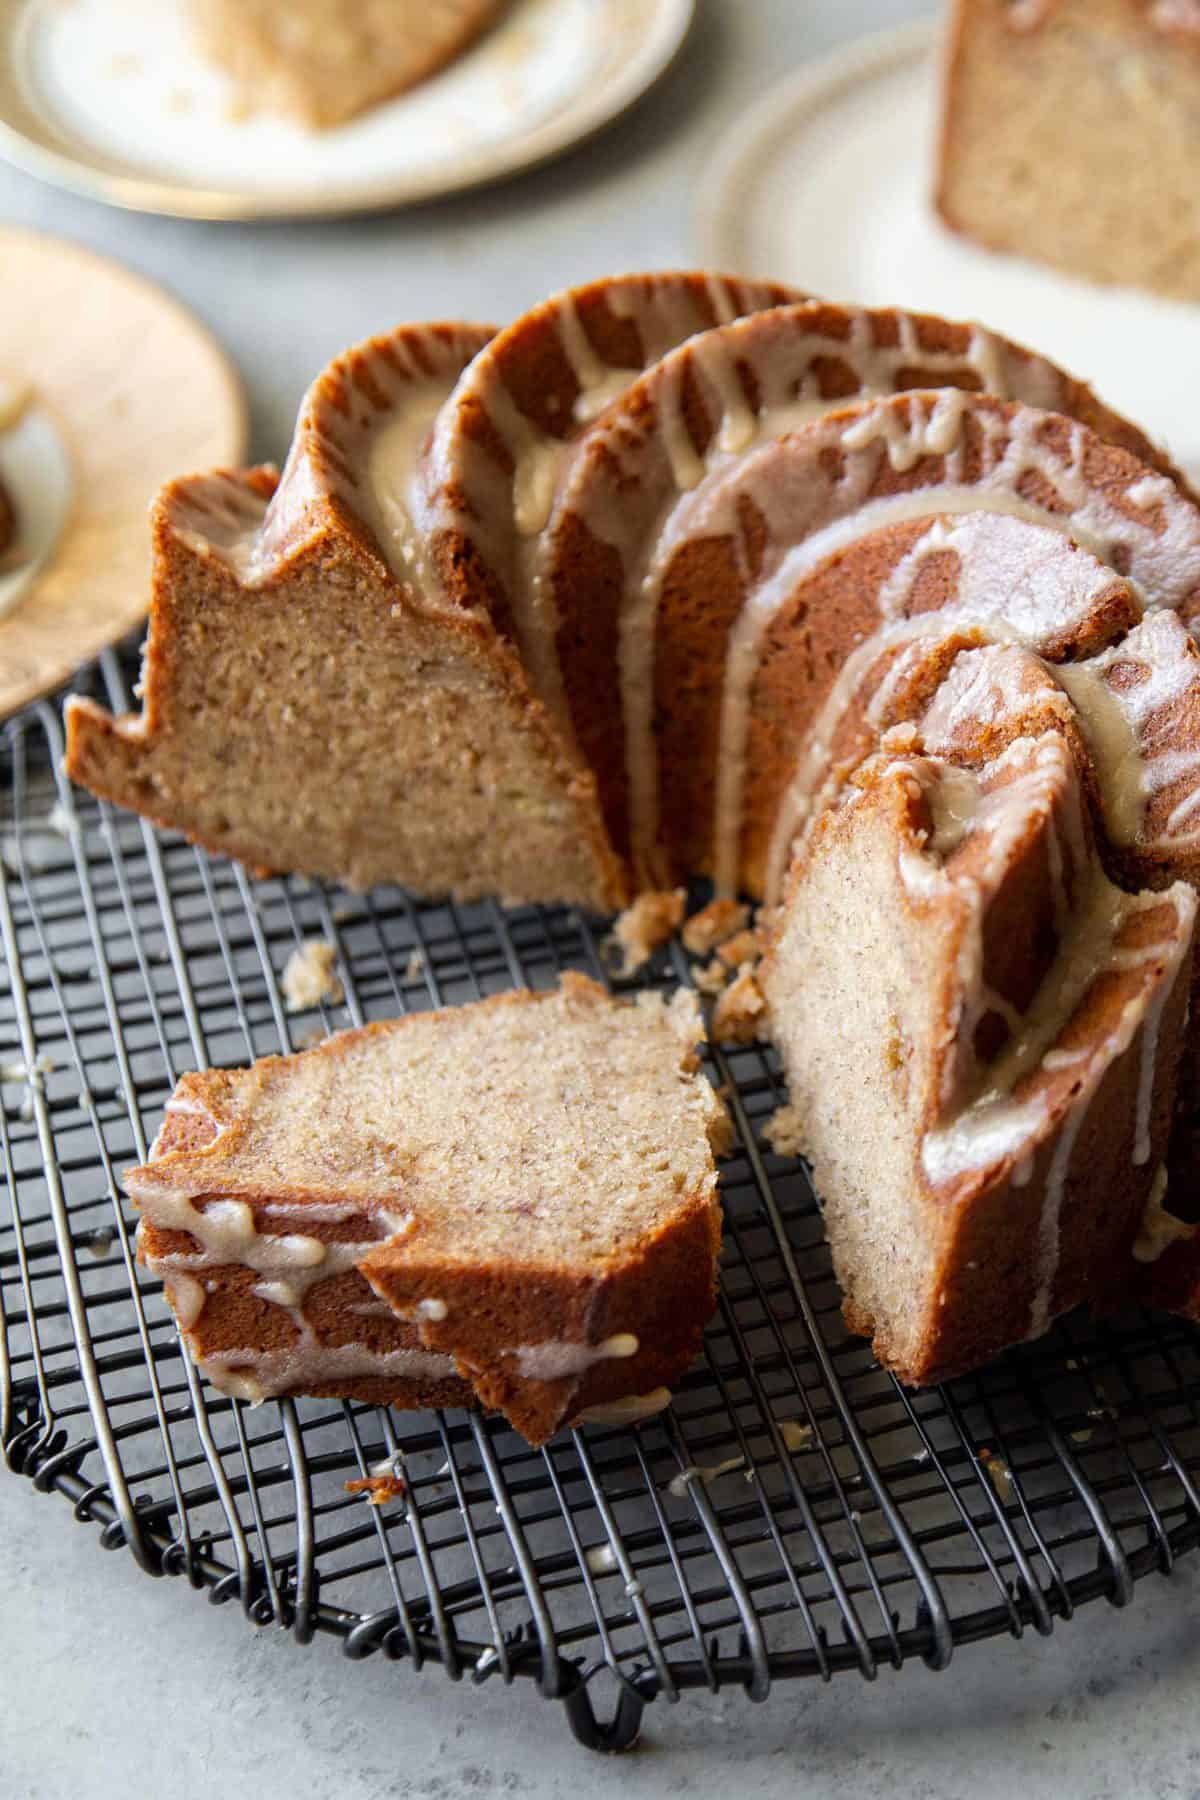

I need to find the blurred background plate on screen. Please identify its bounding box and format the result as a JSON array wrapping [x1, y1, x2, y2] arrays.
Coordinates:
[[0, 227, 245, 716], [697, 18, 1200, 485], [0, 0, 693, 219]]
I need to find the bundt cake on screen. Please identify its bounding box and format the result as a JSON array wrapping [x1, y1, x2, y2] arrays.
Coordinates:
[[191, 0, 505, 129], [937, 0, 1200, 301], [129, 974, 730, 1445], [66, 274, 1200, 1401]]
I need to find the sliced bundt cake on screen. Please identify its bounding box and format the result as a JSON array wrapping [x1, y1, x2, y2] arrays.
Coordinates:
[[67, 277, 1200, 1400]]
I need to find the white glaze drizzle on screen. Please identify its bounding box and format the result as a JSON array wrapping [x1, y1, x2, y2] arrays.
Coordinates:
[[198, 1340, 456, 1405], [615, 343, 1072, 885], [512, 1332, 639, 1382], [138, 1173, 457, 1405], [922, 879, 1193, 1196], [575, 1387, 671, 1427], [163, 1271, 206, 1330], [760, 510, 1125, 904], [666, 1455, 745, 1497], [739, 389, 1200, 900], [131, 1170, 415, 1325], [414, 276, 796, 740], [568, 307, 1105, 881], [1055, 608, 1200, 850], [1132, 1165, 1197, 1263]]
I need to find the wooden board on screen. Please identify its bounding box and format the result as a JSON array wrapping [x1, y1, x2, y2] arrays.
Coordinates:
[[0, 227, 246, 716]]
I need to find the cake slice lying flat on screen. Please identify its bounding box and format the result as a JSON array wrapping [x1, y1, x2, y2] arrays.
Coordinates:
[[128, 974, 731, 1445], [191, 0, 504, 129]]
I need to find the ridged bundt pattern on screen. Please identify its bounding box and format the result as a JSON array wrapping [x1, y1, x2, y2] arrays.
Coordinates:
[[63, 273, 1200, 1392]]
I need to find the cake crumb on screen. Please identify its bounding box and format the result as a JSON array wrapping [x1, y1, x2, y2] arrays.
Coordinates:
[[682, 899, 749, 955], [3, 1052, 56, 1123], [779, 1419, 812, 1452], [282, 940, 343, 1012], [693, 957, 731, 995], [607, 888, 685, 976], [979, 1446, 1014, 1503], [88, 1226, 115, 1259], [880, 721, 921, 755], [717, 927, 761, 968], [712, 968, 766, 1043], [345, 1473, 407, 1508], [404, 947, 425, 982], [764, 1103, 806, 1159]]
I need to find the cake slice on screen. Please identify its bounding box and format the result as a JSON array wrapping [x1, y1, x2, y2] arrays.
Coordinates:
[[937, 0, 1200, 301], [191, 0, 504, 129], [761, 736, 1195, 1383], [760, 636, 1197, 1383], [128, 974, 730, 1445], [64, 323, 626, 913]]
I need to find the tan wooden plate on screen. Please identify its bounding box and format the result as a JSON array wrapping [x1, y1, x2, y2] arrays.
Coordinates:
[[0, 227, 246, 716]]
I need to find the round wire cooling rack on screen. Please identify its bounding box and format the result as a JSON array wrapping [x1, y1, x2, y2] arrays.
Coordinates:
[[3, 650, 1200, 1753]]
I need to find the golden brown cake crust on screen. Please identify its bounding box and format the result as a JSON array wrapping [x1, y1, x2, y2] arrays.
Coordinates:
[[64, 323, 628, 913]]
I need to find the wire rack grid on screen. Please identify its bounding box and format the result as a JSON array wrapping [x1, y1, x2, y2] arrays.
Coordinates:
[[2, 650, 1200, 1752]]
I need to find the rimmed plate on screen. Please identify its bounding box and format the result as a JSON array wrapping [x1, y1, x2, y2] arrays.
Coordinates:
[[696, 19, 1200, 484], [0, 0, 693, 219], [0, 228, 246, 716]]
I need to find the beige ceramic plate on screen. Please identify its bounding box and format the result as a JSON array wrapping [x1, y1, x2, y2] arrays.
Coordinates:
[[0, 0, 693, 220], [696, 19, 1200, 485], [0, 227, 246, 716]]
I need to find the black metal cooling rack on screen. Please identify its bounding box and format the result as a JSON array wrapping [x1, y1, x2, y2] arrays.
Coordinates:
[[3, 651, 1200, 1752]]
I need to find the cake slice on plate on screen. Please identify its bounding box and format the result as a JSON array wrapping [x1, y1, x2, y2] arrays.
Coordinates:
[[191, 0, 505, 129], [937, 0, 1200, 300], [129, 974, 730, 1445]]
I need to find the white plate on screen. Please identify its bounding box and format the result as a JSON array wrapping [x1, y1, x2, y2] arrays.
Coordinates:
[[697, 19, 1200, 485], [0, 0, 693, 219]]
